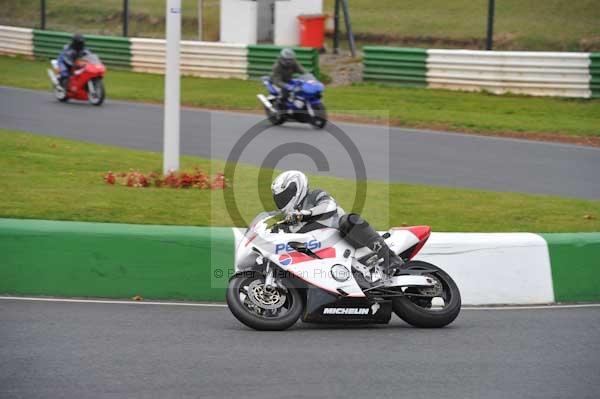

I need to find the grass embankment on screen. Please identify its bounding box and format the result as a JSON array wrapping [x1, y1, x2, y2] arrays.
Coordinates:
[[2, 0, 599, 51], [2, 56, 599, 143], [0, 0, 221, 41], [1, 129, 599, 232], [323, 0, 600, 51]]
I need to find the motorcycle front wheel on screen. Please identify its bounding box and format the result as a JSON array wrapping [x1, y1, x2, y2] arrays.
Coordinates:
[[392, 261, 461, 328], [310, 102, 327, 129], [226, 271, 303, 331], [87, 78, 105, 106]]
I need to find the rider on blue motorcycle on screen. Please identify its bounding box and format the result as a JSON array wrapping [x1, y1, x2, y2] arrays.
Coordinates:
[[271, 170, 403, 275], [271, 48, 306, 108], [57, 34, 89, 89]]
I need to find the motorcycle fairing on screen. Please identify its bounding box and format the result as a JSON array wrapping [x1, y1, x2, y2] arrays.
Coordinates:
[[242, 227, 366, 297], [236, 212, 432, 300], [302, 288, 392, 324]]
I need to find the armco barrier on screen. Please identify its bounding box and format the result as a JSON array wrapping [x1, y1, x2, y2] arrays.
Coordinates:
[[363, 46, 598, 98], [2, 218, 599, 304], [591, 53, 600, 99], [130, 37, 247, 79], [0, 219, 233, 301], [363, 47, 427, 87], [248, 44, 319, 79], [427, 49, 591, 98], [33, 29, 131, 68], [2, 25, 321, 81], [0, 25, 33, 57], [542, 233, 600, 303]]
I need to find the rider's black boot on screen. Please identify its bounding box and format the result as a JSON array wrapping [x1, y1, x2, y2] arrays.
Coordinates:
[[368, 237, 404, 276], [59, 76, 69, 90], [339, 213, 404, 277]]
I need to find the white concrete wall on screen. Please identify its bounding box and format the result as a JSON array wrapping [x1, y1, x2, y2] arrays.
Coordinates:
[[416, 233, 555, 305], [220, 0, 258, 45], [274, 0, 323, 46]]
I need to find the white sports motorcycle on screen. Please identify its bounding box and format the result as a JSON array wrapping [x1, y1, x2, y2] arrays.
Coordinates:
[[227, 212, 461, 330]]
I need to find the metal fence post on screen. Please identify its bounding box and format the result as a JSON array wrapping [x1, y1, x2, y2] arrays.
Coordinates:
[[40, 0, 46, 30], [486, 0, 495, 50], [341, 0, 356, 57], [333, 0, 340, 54], [123, 0, 129, 37], [197, 0, 203, 41]]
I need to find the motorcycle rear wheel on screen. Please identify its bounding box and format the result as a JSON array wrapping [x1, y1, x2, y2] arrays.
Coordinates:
[[263, 98, 284, 125], [227, 272, 303, 331], [266, 109, 285, 125], [392, 261, 461, 328], [54, 86, 68, 102]]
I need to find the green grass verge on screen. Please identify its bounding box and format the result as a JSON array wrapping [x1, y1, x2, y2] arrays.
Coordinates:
[[2, 55, 599, 138], [2, 0, 599, 50], [323, 0, 600, 51], [1, 129, 599, 232], [0, 0, 221, 41]]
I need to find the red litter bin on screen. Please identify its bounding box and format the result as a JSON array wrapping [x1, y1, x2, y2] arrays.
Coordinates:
[[298, 14, 326, 49]]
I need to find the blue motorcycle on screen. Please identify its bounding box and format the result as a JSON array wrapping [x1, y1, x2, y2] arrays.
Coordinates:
[[257, 73, 327, 129]]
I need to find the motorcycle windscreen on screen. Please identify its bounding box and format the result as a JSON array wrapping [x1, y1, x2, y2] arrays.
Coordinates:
[[238, 210, 280, 251]]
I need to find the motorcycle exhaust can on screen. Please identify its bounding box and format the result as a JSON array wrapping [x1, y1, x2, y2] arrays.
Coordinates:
[[257, 94, 277, 113], [47, 69, 59, 87]]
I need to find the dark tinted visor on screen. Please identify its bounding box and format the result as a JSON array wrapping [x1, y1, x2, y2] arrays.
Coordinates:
[[274, 182, 297, 209], [280, 58, 294, 67]]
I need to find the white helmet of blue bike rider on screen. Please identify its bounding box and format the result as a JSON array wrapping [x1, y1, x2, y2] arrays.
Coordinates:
[[271, 170, 308, 214]]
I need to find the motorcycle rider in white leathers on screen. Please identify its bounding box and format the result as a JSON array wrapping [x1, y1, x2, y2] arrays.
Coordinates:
[[271, 170, 403, 274]]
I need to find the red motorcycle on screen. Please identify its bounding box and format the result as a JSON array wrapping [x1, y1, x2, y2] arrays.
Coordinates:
[[47, 52, 106, 106]]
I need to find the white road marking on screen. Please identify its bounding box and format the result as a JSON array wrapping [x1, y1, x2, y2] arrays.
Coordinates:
[[0, 296, 227, 307], [0, 296, 599, 310], [462, 303, 600, 310]]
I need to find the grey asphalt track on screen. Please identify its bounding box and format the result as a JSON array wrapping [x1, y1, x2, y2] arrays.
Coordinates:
[[1, 86, 599, 199], [1, 299, 599, 399]]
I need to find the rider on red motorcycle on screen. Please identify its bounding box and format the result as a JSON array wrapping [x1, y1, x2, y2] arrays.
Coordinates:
[[57, 34, 89, 89], [271, 170, 403, 274]]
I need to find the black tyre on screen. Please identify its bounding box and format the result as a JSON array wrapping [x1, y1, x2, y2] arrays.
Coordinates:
[[392, 261, 461, 328], [226, 272, 303, 331], [54, 86, 68, 102], [310, 102, 327, 129], [266, 108, 285, 125], [263, 98, 285, 125], [88, 78, 105, 106]]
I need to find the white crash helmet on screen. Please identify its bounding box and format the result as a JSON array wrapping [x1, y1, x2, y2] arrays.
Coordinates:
[[271, 170, 308, 214]]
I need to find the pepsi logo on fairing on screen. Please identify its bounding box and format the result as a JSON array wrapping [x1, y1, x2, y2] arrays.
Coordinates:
[[278, 253, 293, 266], [275, 239, 321, 254]]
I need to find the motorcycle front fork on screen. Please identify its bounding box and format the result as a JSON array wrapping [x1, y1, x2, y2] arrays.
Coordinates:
[[256, 255, 276, 289], [264, 261, 275, 288], [87, 80, 96, 96]]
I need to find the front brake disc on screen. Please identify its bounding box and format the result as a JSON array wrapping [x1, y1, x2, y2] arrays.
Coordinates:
[[247, 279, 287, 310]]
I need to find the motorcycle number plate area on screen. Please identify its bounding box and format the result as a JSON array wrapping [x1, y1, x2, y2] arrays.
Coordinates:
[[302, 288, 392, 324]]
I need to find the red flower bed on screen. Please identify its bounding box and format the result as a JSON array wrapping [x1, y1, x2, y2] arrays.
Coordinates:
[[103, 169, 227, 190]]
